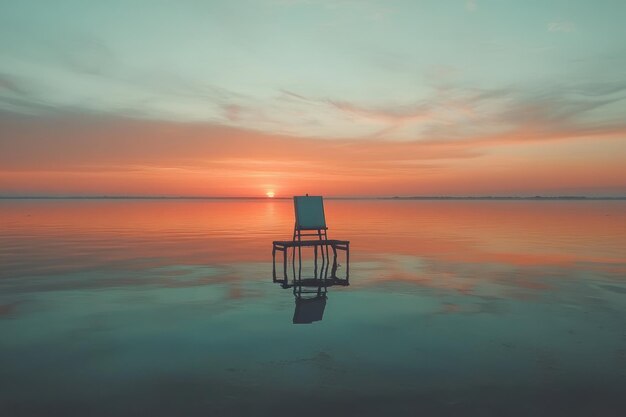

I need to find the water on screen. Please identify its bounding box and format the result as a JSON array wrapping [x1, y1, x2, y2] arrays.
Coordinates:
[[1, 199, 625, 416]]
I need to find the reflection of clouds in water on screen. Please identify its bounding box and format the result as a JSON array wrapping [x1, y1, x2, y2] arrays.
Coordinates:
[[2, 199, 625, 416], [0, 262, 274, 295], [2, 270, 625, 415], [0, 261, 274, 323], [349, 254, 626, 318], [358, 253, 615, 288]]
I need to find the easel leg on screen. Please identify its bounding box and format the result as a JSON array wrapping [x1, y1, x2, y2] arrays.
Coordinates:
[[330, 244, 338, 279], [314, 245, 318, 279], [346, 243, 350, 283], [281, 248, 287, 287], [272, 245, 276, 282], [298, 244, 302, 282]]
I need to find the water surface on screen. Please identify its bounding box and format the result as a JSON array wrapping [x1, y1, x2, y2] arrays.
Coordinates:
[[1, 199, 625, 416]]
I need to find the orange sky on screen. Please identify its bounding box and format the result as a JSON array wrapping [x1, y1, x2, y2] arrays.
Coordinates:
[[1, 113, 625, 197], [2, 1, 626, 197]]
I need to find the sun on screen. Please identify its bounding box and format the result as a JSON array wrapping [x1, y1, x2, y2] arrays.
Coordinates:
[[266, 191, 275, 198]]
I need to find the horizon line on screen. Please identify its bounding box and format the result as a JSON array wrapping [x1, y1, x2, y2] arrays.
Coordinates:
[[1, 195, 625, 201]]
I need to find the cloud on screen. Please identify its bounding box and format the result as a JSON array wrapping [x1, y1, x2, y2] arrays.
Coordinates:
[[548, 20, 575, 32], [3, 70, 626, 148], [0, 74, 26, 95], [329, 100, 432, 124], [0, 109, 480, 195], [0, 110, 480, 172], [485, 82, 626, 139], [2, 103, 625, 197], [466, 0, 477, 12], [319, 80, 626, 143], [3, 49, 626, 147]]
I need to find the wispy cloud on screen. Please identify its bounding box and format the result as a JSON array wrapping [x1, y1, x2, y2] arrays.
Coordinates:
[[0, 74, 25, 95], [3, 65, 626, 147], [465, 0, 477, 12], [548, 20, 575, 32], [280, 80, 626, 144], [2, 105, 625, 196], [329, 100, 432, 124]]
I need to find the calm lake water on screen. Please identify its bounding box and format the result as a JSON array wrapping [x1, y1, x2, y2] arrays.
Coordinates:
[[1, 199, 625, 416]]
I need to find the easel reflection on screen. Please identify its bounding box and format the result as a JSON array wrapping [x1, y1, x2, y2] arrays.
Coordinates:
[[272, 244, 349, 324]]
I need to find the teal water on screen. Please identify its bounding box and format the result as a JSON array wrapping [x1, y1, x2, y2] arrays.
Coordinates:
[[1, 199, 625, 416]]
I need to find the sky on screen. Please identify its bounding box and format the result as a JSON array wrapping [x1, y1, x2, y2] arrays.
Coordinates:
[[1, 0, 625, 197]]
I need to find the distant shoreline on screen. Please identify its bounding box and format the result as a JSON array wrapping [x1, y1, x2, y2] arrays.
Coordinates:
[[1, 196, 624, 201]]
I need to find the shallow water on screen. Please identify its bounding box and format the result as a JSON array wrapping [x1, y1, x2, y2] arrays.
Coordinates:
[[1, 199, 625, 416]]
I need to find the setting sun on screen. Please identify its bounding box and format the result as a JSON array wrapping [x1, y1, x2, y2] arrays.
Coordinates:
[[266, 191, 275, 198]]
